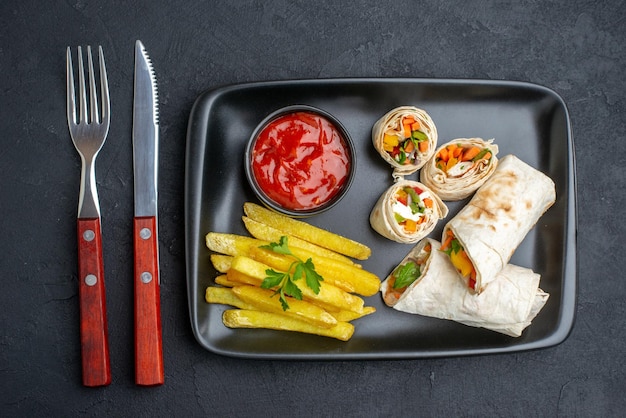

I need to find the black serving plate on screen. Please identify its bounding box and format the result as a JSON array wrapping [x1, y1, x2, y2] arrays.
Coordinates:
[[185, 78, 576, 359]]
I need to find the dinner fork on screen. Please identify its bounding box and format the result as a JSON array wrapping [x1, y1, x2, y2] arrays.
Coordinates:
[[66, 45, 111, 387]]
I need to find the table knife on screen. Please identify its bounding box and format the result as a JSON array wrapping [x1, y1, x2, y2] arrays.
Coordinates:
[[132, 40, 164, 386]]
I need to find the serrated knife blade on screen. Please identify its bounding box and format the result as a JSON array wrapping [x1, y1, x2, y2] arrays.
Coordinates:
[[132, 39, 164, 386]]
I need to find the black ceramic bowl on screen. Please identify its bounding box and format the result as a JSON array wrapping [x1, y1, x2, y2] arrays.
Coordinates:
[[244, 105, 356, 217]]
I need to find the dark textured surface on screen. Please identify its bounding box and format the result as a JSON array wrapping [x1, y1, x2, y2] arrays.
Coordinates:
[[0, 0, 623, 416]]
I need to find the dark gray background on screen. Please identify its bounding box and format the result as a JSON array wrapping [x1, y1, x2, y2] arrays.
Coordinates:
[[1, 1, 623, 416]]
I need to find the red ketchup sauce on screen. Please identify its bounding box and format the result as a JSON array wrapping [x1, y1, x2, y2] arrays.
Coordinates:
[[251, 111, 351, 211]]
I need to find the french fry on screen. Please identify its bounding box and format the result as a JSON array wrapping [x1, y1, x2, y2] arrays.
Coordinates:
[[205, 232, 266, 257], [232, 285, 337, 329], [243, 202, 371, 260], [229, 255, 365, 313], [214, 274, 240, 288], [328, 306, 376, 322], [296, 250, 380, 297], [227, 254, 283, 281], [226, 268, 263, 286], [205, 286, 257, 310], [242, 216, 359, 267], [222, 309, 355, 342], [210, 254, 233, 273]]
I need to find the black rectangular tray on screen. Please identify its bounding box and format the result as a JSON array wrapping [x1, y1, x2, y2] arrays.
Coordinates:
[[185, 78, 576, 359]]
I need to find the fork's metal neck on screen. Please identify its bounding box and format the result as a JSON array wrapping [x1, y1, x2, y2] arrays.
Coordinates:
[[77, 155, 101, 219]]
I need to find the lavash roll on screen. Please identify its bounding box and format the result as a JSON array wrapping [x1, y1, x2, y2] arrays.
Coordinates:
[[369, 180, 448, 244], [381, 238, 549, 337], [442, 154, 556, 292], [372, 106, 437, 177], [420, 138, 499, 201]]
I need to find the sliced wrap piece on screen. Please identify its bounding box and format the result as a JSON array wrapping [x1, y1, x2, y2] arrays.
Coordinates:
[[420, 138, 499, 201], [372, 106, 437, 177], [440, 154, 556, 292], [381, 238, 549, 337], [369, 180, 448, 244]]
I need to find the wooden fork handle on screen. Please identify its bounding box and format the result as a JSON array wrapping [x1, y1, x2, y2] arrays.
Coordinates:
[[133, 216, 164, 386], [77, 217, 111, 387]]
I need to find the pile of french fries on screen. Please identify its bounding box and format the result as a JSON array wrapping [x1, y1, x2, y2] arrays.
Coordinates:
[[205, 202, 380, 341]]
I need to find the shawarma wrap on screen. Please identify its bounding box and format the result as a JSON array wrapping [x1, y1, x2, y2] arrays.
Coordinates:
[[372, 106, 437, 177], [369, 180, 448, 244], [420, 138, 499, 201], [381, 238, 549, 337], [440, 154, 556, 293]]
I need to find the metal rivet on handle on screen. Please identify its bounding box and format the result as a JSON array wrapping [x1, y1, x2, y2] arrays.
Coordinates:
[[83, 229, 95, 242], [85, 274, 97, 286], [141, 272, 152, 284], [140, 228, 152, 240]]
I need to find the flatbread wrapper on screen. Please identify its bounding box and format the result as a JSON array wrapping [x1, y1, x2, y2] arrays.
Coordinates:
[[372, 106, 437, 177], [381, 238, 549, 337], [370, 180, 448, 244], [420, 138, 499, 201], [442, 154, 556, 292]]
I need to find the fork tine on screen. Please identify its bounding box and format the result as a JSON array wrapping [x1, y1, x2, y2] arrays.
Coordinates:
[[86, 46, 100, 124], [66, 47, 76, 126], [98, 46, 110, 125], [67, 46, 109, 127], [77, 46, 88, 125]]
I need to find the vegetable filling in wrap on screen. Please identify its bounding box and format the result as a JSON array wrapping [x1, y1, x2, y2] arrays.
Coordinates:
[[441, 154, 556, 292], [370, 180, 448, 244], [380, 238, 549, 337], [420, 138, 499, 201], [382, 240, 432, 307], [440, 229, 477, 290], [372, 106, 437, 176]]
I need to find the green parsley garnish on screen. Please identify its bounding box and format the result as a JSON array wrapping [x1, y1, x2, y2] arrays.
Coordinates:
[[259, 236, 323, 311]]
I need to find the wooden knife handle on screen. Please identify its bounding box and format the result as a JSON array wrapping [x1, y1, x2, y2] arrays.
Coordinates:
[[133, 216, 164, 386], [77, 218, 111, 387]]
